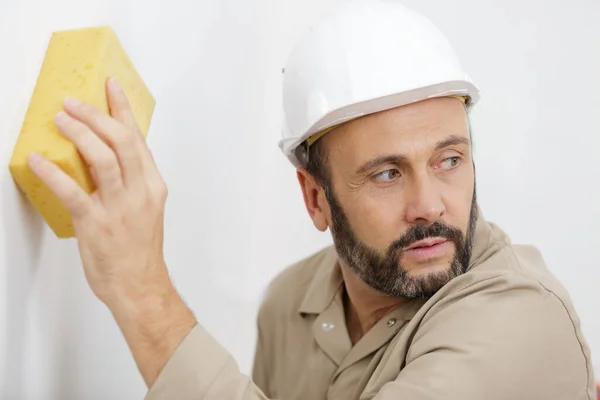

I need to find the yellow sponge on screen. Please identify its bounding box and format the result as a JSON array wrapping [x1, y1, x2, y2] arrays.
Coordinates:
[[9, 26, 155, 238]]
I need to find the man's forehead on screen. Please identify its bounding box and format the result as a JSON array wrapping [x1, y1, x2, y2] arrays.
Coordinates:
[[323, 98, 470, 166]]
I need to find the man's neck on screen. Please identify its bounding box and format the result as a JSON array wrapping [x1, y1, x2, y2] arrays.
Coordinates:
[[340, 264, 406, 345]]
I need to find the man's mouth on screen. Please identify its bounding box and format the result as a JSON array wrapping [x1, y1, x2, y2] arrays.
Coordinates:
[[406, 238, 448, 250], [404, 238, 450, 259]]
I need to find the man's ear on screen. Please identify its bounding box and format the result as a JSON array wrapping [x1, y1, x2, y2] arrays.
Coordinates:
[[297, 168, 329, 232]]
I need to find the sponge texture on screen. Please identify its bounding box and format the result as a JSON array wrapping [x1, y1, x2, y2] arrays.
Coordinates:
[[9, 26, 155, 238]]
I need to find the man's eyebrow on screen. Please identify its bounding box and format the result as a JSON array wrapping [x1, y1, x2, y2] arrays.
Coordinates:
[[356, 154, 407, 176], [355, 135, 470, 176], [435, 135, 470, 150]]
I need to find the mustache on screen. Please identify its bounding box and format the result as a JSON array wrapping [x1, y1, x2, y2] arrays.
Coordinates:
[[388, 220, 464, 255]]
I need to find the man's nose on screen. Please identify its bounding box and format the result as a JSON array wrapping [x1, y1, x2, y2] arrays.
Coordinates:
[[404, 176, 446, 225]]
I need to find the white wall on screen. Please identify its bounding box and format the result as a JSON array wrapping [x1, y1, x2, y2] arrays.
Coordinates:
[[0, 0, 597, 398]]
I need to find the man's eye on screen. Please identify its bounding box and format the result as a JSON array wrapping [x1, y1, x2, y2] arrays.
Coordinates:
[[373, 169, 400, 182], [440, 156, 461, 170]]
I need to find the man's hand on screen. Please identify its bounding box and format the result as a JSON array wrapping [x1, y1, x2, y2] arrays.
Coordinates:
[[28, 76, 165, 305], [28, 77, 197, 387]]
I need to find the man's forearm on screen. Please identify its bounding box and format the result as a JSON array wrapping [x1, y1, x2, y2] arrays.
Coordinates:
[[107, 275, 197, 388]]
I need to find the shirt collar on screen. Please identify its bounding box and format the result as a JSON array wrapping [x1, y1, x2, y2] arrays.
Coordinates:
[[298, 246, 343, 315]]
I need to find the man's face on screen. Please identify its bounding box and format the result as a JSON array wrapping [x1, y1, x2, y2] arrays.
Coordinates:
[[314, 97, 477, 299]]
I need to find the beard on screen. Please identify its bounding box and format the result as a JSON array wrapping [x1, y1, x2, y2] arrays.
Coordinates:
[[325, 184, 478, 299]]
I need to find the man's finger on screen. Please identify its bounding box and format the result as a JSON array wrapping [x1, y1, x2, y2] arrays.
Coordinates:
[[106, 77, 158, 184], [106, 77, 161, 182], [27, 152, 93, 219], [106, 77, 140, 133], [54, 111, 124, 198], [61, 97, 145, 188]]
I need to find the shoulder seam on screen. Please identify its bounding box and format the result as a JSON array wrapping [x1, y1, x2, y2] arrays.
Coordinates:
[[505, 244, 592, 399], [448, 270, 592, 398], [538, 283, 592, 399]]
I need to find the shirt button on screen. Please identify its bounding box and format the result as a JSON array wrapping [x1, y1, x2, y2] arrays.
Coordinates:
[[322, 322, 335, 331], [387, 318, 397, 327]]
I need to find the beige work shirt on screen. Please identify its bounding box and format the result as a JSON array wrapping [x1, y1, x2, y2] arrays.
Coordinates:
[[146, 210, 596, 399]]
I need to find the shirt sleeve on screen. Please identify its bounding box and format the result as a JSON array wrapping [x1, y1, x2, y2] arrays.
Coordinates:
[[145, 275, 594, 400], [145, 324, 271, 400], [369, 275, 595, 400], [251, 314, 272, 396]]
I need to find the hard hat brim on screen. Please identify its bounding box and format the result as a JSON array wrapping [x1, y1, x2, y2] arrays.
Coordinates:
[[279, 79, 480, 168]]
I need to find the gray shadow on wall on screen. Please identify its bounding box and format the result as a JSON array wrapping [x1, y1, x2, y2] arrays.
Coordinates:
[[1, 172, 45, 397], [52, 248, 85, 400]]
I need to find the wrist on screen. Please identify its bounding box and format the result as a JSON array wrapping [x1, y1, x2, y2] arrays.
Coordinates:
[[108, 273, 196, 338], [99, 256, 173, 311], [108, 274, 175, 317], [106, 274, 198, 387]]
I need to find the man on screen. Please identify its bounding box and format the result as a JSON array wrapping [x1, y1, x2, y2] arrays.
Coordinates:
[[27, 0, 595, 399]]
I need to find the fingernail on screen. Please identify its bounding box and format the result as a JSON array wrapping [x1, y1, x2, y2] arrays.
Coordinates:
[[64, 97, 82, 108], [109, 77, 121, 91], [28, 152, 43, 169], [55, 111, 69, 125]]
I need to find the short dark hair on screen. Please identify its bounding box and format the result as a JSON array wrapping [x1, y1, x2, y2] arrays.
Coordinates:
[[305, 139, 331, 189]]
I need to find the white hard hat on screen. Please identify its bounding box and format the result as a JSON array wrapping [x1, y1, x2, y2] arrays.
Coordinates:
[[279, 0, 480, 167]]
